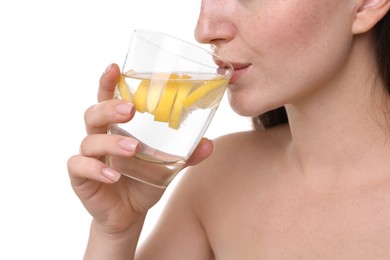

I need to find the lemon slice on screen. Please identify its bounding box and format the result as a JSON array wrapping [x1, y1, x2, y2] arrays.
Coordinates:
[[154, 75, 180, 122], [183, 77, 228, 108], [133, 79, 150, 113], [146, 73, 172, 113], [169, 78, 193, 129], [117, 74, 133, 102], [123, 72, 226, 130], [193, 83, 226, 109]]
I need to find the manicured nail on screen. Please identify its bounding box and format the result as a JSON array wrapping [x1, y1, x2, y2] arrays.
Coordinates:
[[115, 103, 133, 115], [104, 64, 114, 75], [101, 167, 121, 182], [118, 138, 139, 152]]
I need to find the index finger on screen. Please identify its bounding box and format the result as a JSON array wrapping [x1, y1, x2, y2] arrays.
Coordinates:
[[98, 63, 121, 102]]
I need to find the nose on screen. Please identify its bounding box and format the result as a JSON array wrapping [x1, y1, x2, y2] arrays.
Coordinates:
[[195, 1, 234, 45]]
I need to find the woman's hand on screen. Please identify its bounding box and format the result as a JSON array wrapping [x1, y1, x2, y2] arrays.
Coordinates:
[[67, 63, 214, 236]]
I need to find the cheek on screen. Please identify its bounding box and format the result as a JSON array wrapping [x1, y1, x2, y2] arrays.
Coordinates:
[[254, 3, 336, 64], [258, 3, 352, 83], [231, 2, 354, 116]]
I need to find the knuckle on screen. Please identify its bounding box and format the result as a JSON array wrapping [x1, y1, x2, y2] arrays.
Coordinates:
[[79, 136, 91, 155], [84, 104, 98, 127], [67, 155, 80, 173]]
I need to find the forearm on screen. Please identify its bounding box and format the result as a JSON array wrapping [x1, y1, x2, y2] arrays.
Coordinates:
[[84, 216, 146, 260]]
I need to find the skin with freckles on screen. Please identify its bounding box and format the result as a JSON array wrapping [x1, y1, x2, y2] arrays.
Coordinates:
[[197, 0, 359, 117], [68, 0, 390, 259]]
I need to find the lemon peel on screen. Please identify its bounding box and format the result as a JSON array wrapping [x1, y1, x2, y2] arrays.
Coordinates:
[[133, 79, 150, 113], [117, 74, 133, 102], [146, 73, 172, 113], [126, 72, 227, 130], [183, 77, 228, 108], [168, 79, 193, 129], [154, 77, 179, 122]]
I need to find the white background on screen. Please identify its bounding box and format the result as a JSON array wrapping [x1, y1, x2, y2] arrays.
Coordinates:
[[0, 1, 251, 259]]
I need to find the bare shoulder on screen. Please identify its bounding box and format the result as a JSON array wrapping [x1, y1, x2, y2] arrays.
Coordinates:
[[171, 124, 292, 221], [137, 125, 291, 259], [180, 124, 291, 192], [210, 123, 290, 165], [142, 123, 390, 259]]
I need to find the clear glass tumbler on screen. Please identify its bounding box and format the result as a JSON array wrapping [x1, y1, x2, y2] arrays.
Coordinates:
[[107, 29, 233, 188]]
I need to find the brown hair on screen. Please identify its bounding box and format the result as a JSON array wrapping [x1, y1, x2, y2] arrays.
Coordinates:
[[252, 11, 390, 130]]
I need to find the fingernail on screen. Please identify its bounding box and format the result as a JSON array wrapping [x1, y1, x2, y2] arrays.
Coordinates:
[[104, 64, 114, 75], [102, 167, 121, 182], [115, 103, 133, 115], [118, 138, 139, 152]]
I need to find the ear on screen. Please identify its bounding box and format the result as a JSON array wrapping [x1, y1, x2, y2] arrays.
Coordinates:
[[352, 0, 390, 34]]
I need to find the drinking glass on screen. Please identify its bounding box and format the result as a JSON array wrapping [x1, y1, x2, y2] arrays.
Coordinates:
[[107, 29, 233, 188]]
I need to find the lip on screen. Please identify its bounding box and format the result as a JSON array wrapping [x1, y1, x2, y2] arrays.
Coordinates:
[[228, 62, 251, 84]]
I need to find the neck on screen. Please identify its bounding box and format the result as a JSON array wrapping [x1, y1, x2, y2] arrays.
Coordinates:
[[285, 34, 390, 188]]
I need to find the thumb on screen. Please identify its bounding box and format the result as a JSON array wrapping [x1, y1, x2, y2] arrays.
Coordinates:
[[98, 63, 121, 102], [185, 138, 214, 166]]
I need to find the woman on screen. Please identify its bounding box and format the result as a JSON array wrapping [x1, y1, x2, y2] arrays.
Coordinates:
[[68, 0, 390, 258]]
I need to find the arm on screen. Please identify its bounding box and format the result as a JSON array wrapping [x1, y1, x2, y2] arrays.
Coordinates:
[[135, 169, 215, 260], [67, 64, 214, 260], [84, 217, 145, 259]]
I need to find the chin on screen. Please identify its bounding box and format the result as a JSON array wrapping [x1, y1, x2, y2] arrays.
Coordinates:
[[227, 94, 273, 117], [229, 102, 263, 117]]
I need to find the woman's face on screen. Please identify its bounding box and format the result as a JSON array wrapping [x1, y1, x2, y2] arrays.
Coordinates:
[[195, 0, 357, 116]]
